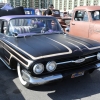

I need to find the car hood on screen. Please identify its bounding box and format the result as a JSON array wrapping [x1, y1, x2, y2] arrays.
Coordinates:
[[4, 34, 100, 60]]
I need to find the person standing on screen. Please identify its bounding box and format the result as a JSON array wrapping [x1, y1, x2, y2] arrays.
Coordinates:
[[43, 4, 54, 16]]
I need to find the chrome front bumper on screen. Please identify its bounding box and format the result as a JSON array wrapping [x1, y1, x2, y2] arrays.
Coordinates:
[[22, 70, 63, 85], [22, 63, 100, 85]]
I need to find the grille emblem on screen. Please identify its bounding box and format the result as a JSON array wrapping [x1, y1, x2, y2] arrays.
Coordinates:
[[75, 58, 85, 63]]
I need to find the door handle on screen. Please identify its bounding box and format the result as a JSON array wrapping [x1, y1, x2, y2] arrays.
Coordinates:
[[72, 23, 75, 25]]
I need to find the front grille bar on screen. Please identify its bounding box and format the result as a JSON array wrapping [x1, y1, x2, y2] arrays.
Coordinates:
[[57, 55, 97, 65]]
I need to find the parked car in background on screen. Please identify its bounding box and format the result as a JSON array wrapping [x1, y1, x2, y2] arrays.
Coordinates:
[[41, 9, 71, 32], [1, 14, 100, 88], [53, 9, 72, 32], [69, 6, 100, 42], [24, 8, 35, 15], [0, 6, 25, 17]]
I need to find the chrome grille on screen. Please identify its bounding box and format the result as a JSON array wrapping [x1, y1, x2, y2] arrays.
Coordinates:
[[56, 54, 97, 71], [56, 55, 97, 65]]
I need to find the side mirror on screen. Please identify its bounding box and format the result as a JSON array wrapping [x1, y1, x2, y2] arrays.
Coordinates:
[[3, 27, 7, 34], [65, 27, 70, 32], [66, 29, 69, 32]]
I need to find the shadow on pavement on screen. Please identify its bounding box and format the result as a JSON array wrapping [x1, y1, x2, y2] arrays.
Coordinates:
[[31, 69, 100, 100], [1, 59, 100, 100], [0, 61, 25, 100]]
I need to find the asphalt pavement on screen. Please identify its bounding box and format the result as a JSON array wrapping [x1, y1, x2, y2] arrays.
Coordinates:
[[0, 61, 100, 100]]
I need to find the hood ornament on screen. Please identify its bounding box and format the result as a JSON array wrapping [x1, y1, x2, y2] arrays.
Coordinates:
[[75, 58, 85, 63]]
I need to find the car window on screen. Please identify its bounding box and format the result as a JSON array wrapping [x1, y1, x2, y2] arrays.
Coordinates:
[[91, 10, 100, 20], [74, 10, 83, 21], [0, 20, 2, 33], [83, 11, 88, 21], [52, 10, 60, 17], [74, 10, 88, 22], [1, 21, 8, 34], [9, 17, 62, 36]]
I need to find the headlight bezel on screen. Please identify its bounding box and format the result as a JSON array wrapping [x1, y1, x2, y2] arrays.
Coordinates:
[[46, 61, 57, 72], [33, 63, 44, 74]]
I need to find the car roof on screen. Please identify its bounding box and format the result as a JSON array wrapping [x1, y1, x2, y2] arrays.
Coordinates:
[[74, 6, 100, 11], [0, 15, 54, 21]]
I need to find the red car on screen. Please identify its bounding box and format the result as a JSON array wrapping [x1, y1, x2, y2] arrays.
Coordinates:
[[69, 6, 100, 42]]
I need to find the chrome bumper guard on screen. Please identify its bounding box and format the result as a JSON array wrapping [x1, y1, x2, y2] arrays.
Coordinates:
[[22, 70, 63, 85]]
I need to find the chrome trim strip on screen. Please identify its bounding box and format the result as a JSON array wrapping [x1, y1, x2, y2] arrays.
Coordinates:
[[57, 55, 97, 65], [66, 38, 100, 50], [1, 41, 33, 68], [85, 55, 97, 59], [0, 57, 15, 70], [67, 41, 82, 50], [22, 70, 63, 85], [3, 47, 33, 68]]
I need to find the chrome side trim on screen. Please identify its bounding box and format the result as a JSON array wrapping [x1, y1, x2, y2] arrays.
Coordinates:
[[66, 38, 100, 50], [1, 41, 33, 68], [85, 55, 97, 59], [57, 55, 97, 65], [67, 41, 82, 50], [22, 70, 63, 85], [0, 57, 14, 70]]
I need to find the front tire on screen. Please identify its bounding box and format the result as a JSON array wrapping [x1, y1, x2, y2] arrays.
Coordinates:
[[17, 63, 32, 88]]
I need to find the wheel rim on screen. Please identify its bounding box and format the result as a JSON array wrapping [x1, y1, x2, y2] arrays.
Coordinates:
[[17, 63, 28, 85]]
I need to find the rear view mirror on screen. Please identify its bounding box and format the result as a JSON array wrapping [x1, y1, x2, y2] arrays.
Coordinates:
[[65, 25, 70, 32]]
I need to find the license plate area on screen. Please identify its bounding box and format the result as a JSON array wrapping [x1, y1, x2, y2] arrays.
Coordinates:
[[71, 71, 84, 78]]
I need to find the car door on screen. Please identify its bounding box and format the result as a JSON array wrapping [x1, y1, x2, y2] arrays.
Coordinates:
[[0, 20, 10, 64], [0, 20, 6, 59], [70, 10, 90, 38]]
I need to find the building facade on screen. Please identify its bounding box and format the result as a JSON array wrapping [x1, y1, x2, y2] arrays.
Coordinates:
[[2, 0, 7, 3], [34, 0, 52, 9], [52, 0, 100, 11], [6, 0, 34, 8], [2, 0, 52, 9], [2, 0, 100, 11], [0, 0, 7, 8]]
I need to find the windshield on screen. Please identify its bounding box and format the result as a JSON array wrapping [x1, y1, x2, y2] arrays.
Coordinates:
[[9, 17, 62, 36], [91, 10, 100, 20]]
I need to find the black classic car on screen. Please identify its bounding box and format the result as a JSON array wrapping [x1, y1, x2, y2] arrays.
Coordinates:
[[0, 15, 100, 88]]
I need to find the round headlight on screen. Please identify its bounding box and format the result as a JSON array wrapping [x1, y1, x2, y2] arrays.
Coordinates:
[[33, 63, 44, 74], [46, 61, 57, 72], [97, 53, 100, 60]]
